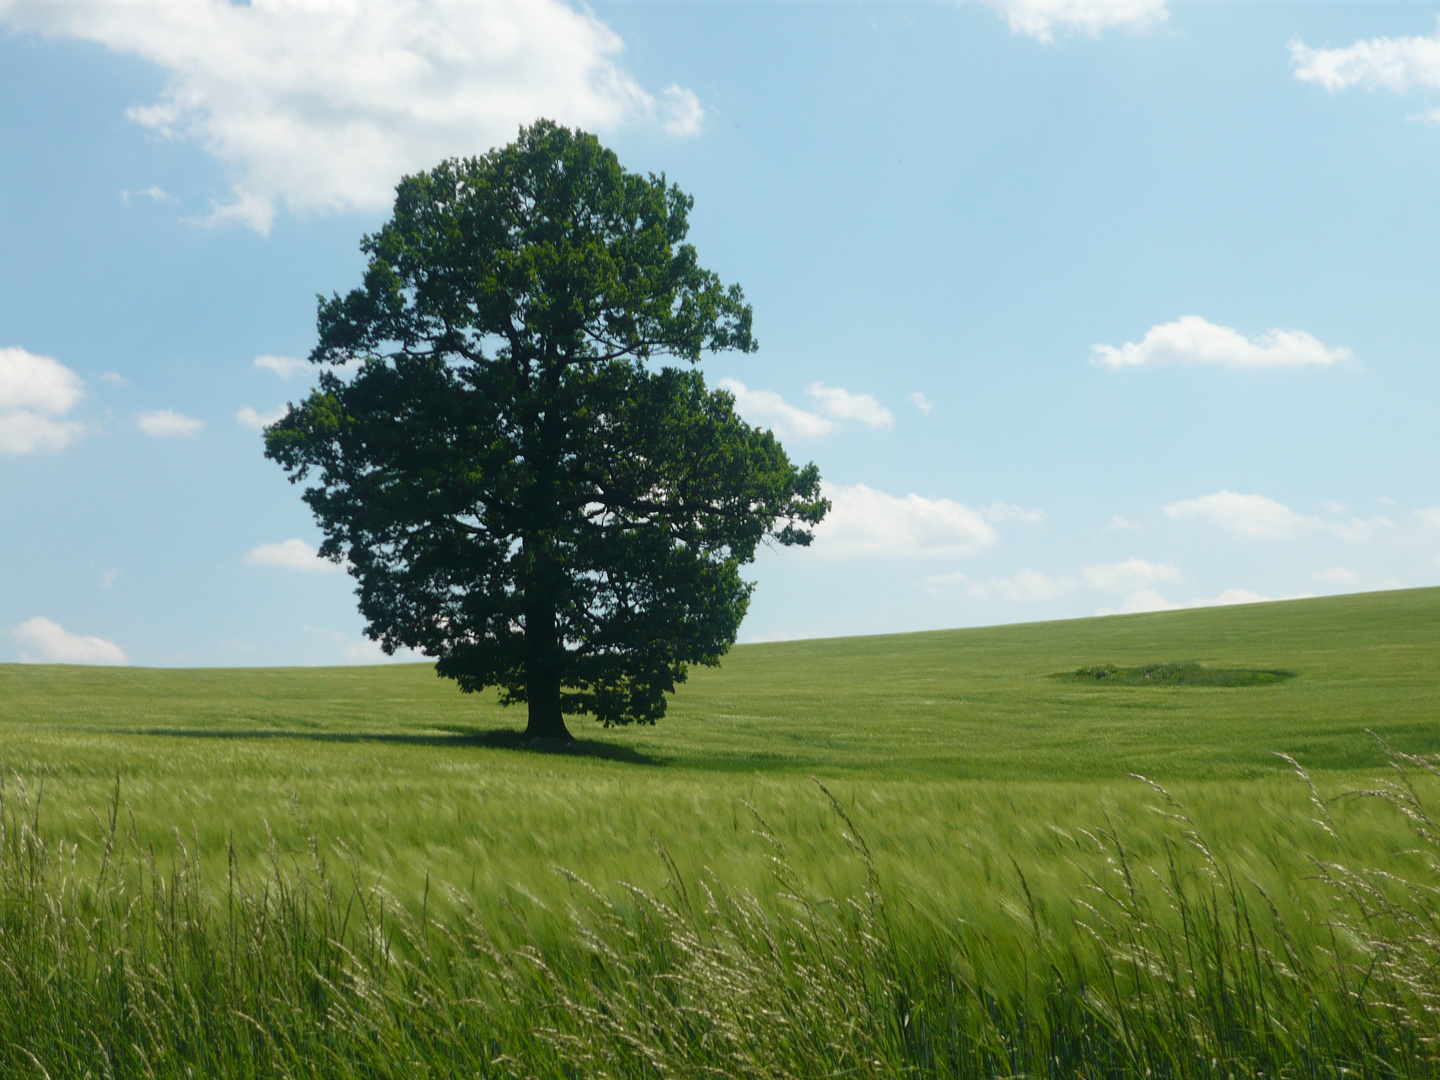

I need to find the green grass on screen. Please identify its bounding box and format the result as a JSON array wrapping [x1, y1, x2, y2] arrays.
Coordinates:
[[3, 587, 1440, 1076]]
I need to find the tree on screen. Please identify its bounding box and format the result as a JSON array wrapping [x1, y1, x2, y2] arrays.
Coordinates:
[[265, 121, 828, 741]]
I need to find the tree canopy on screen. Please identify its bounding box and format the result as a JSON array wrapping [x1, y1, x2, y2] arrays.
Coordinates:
[[265, 121, 827, 740]]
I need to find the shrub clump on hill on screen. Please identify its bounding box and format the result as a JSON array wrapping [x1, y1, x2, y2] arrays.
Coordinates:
[[1064, 661, 1296, 687]]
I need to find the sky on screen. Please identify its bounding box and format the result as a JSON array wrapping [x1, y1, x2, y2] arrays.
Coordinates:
[[2, 0, 1439, 666]]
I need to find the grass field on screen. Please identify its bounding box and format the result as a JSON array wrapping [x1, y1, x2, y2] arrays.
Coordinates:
[[3, 587, 1440, 1076]]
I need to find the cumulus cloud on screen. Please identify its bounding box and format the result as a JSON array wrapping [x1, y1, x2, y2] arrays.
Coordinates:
[[0, 0, 698, 233], [255, 354, 306, 378], [720, 379, 835, 439], [0, 346, 86, 454], [811, 483, 996, 558], [137, 409, 203, 436], [237, 405, 287, 430], [1290, 21, 1440, 93], [981, 0, 1166, 42], [805, 383, 894, 428], [13, 616, 128, 665], [1166, 490, 1389, 544], [720, 379, 895, 439], [243, 538, 341, 572], [1092, 316, 1352, 369], [1166, 491, 1310, 538]]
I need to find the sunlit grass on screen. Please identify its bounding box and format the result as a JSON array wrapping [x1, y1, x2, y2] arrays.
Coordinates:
[[3, 587, 1440, 1075]]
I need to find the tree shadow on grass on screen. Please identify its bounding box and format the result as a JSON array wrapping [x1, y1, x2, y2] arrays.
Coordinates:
[[127, 725, 665, 766]]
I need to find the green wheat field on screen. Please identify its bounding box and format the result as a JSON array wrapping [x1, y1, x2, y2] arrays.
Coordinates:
[[3, 587, 1440, 1077]]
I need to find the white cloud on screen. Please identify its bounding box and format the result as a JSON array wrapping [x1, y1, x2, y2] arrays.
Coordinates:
[[909, 392, 933, 414], [981, 501, 1047, 525], [237, 405, 287, 430], [921, 570, 974, 592], [1290, 21, 1440, 93], [0, 0, 696, 234], [659, 85, 703, 137], [1098, 587, 1291, 616], [0, 346, 86, 454], [720, 378, 896, 439], [243, 538, 341, 572], [1113, 588, 1183, 614], [982, 0, 1166, 42], [13, 616, 128, 665], [1166, 490, 1389, 544], [1166, 491, 1311, 538], [98, 371, 126, 386], [1091, 316, 1351, 369], [720, 379, 835, 440], [1082, 557, 1180, 593], [137, 408, 203, 436], [989, 568, 1073, 602], [811, 483, 996, 558], [973, 558, 1178, 605], [1412, 107, 1440, 124], [1328, 516, 1391, 545], [254, 354, 306, 379], [1317, 566, 1361, 585], [120, 184, 173, 205], [805, 383, 894, 428], [1416, 507, 1440, 530]]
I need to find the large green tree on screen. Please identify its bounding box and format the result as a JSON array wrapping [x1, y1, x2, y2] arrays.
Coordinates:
[[266, 121, 827, 741]]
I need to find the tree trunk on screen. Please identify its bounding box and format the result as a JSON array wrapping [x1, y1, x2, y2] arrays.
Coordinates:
[[525, 668, 569, 741], [523, 592, 571, 741]]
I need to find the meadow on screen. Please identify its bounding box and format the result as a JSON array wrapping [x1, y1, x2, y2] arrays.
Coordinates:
[[2, 587, 1440, 1077]]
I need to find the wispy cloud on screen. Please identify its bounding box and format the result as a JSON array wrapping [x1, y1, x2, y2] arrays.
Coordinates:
[[981, 0, 1166, 43], [254, 354, 306, 379], [1092, 316, 1351, 369], [981, 501, 1047, 525], [237, 405, 286, 430], [137, 409, 203, 437], [909, 392, 933, 414], [243, 539, 341, 572], [720, 379, 894, 439], [120, 184, 173, 205], [1166, 490, 1389, 543]]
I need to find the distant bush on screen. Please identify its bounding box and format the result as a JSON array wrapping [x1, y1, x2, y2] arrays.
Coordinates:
[[1063, 661, 1296, 687]]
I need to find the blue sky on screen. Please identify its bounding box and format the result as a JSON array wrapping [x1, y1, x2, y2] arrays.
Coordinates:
[[2, 0, 1439, 666]]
